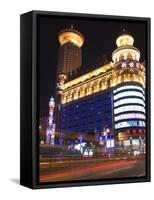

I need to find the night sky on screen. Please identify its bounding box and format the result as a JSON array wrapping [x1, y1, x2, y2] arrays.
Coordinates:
[[38, 14, 147, 117]]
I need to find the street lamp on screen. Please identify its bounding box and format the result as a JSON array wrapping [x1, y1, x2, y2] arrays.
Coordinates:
[[106, 128, 110, 133]]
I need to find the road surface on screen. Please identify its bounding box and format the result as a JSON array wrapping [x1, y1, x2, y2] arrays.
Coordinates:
[[39, 157, 145, 183]]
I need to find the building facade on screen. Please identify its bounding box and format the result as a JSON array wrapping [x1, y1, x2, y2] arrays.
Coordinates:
[[56, 29, 146, 154]]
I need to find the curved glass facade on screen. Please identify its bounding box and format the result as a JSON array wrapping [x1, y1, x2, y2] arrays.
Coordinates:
[[115, 113, 145, 121], [114, 98, 145, 107], [114, 105, 145, 114], [114, 91, 145, 101], [113, 83, 145, 131]]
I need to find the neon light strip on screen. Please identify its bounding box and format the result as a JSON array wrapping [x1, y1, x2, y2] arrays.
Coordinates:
[[114, 98, 145, 107], [114, 91, 145, 100], [113, 85, 144, 94], [115, 113, 145, 121], [114, 105, 145, 114]]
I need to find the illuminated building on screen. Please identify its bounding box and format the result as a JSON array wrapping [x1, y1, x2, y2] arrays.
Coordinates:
[[57, 25, 84, 77], [112, 31, 145, 153], [56, 29, 146, 154], [55, 26, 84, 134], [46, 97, 56, 145]]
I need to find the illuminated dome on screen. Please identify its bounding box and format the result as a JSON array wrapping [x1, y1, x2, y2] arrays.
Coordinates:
[[112, 30, 140, 64], [116, 33, 134, 47], [58, 28, 84, 47]]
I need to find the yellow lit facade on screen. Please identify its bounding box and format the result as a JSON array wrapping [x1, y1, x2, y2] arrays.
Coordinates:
[[60, 32, 145, 105], [61, 58, 145, 104]]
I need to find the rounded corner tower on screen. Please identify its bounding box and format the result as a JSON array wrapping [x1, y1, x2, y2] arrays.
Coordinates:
[[112, 30, 140, 64], [111, 30, 146, 153]]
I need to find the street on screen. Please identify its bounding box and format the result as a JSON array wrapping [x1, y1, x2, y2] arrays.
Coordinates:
[[39, 156, 145, 183]]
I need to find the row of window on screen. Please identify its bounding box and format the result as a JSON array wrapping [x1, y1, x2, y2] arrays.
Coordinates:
[[62, 105, 112, 115], [63, 102, 111, 112], [62, 114, 112, 121], [61, 120, 112, 129]]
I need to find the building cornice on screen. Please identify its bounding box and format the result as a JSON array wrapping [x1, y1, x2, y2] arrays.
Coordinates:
[[64, 63, 112, 90]]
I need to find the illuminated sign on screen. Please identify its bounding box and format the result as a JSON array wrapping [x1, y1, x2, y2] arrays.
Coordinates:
[[113, 85, 144, 94], [114, 91, 145, 100], [115, 113, 145, 121], [132, 139, 140, 146], [118, 132, 128, 140], [123, 140, 131, 146], [106, 140, 115, 148], [114, 105, 145, 114], [114, 98, 145, 107], [121, 62, 141, 69], [115, 120, 145, 129], [74, 143, 86, 151]]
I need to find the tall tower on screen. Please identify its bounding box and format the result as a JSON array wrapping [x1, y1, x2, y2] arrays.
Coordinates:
[[46, 97, 56, 145], [57, 26, 84, 77], [57, 26, 84, 96], [112, 30, 146, 153], [55, 27, 84, 138]]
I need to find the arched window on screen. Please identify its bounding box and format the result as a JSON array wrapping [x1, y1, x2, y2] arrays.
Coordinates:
[[119, 54, 124, 61], [91, 83, 95, 92], [84, 87, 87, 95], [99, 80, 102, 89], [120, 75, 124, 83], [127, 53, 133, 60], [77, 89, 80, 98], [107, 77, 111, 88]]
